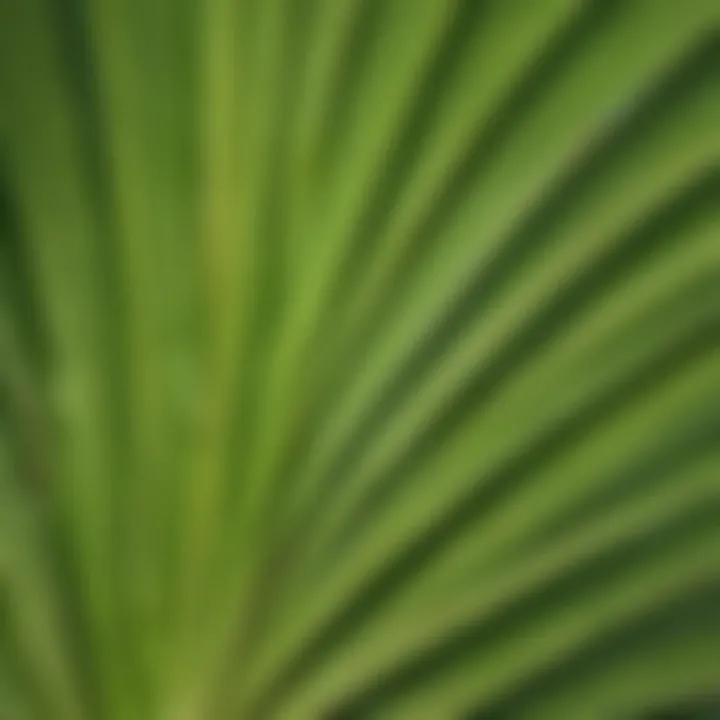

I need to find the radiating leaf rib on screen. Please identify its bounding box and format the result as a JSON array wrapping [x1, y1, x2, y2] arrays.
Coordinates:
[[481, 585, 720, 719], [0, 424, 90, 720], [0, 0, 134, 715], [388, 530, 718, 720], [376, 573, 720, 720], [184, 2, 315, 704]]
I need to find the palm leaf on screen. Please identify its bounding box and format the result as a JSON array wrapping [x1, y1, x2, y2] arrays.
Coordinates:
[[0, 0, 718, 718]]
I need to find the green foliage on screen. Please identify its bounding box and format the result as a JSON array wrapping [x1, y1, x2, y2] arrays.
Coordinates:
[[0, 0, 718, 718]]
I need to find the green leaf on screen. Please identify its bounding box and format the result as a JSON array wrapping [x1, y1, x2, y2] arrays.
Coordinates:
[[0, 0, 718, 718]]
